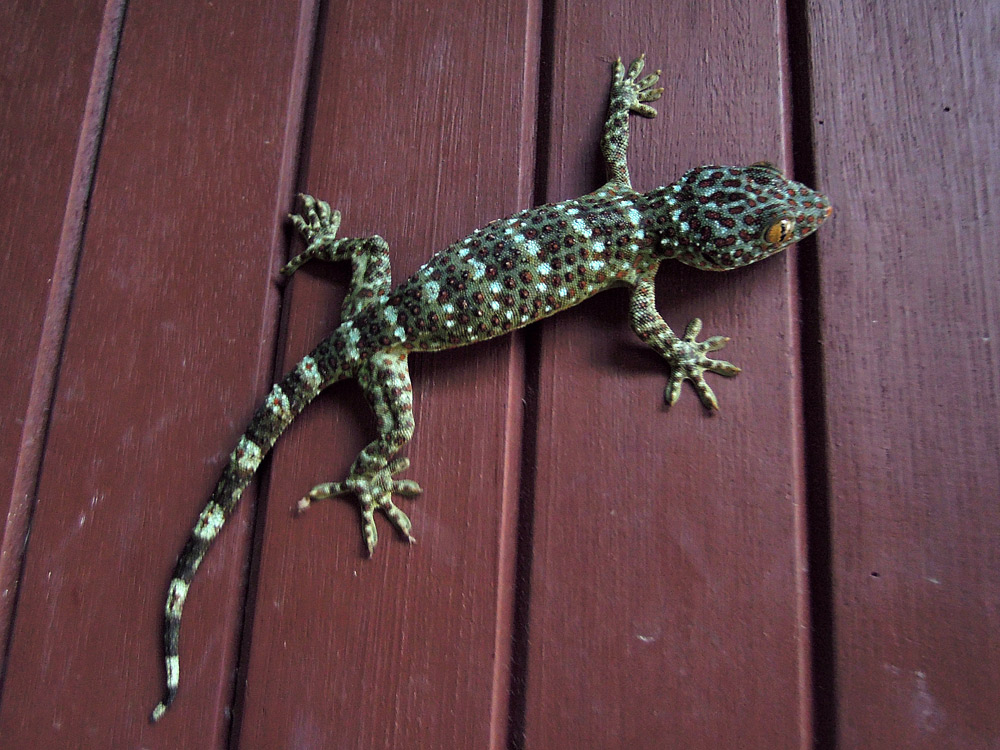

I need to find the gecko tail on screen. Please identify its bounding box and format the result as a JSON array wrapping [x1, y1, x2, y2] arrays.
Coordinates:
[[152, 346, 349, 723], [150, 696, 172, 724]]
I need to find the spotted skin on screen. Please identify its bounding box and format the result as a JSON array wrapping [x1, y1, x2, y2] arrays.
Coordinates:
[[151, 54, 831, 722]]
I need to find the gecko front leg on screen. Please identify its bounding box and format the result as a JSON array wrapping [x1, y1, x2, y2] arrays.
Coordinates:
[[629, 275, 740, 410], [601, 54, 664, 187]]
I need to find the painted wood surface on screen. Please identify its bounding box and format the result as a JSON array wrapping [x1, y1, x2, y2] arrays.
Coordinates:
[[0, 0, 996, 747], [808, 0, 1000, 746], [0, 0, 111, 675]]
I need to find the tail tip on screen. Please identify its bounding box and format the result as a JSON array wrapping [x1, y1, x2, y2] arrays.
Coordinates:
[[150, 698, 171, 723]]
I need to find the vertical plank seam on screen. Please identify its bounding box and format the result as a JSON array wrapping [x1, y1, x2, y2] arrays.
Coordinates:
[[777, 1, 817, 746], [487, 2, 544, 747], [504, 3, 557, 748], [0, 0, 129, 700], [785, 0, 838, 748], [225, 0, 325, 744]]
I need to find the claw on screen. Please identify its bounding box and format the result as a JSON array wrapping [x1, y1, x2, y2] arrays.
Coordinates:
[[692, 377, 720, 411], [360, 499, 378, 556], [703, 335, 729, 352], [636, 72, 661, 90], [627, 53, 645, 79], [665, 373, 684, 407], [707, 359, 741, 378], [394, 479, 422, 496], [613, 57, 625, 84], [631, 103, 658, 118], [288, 213, 308, 232], [315, 197, 333, 224], [636, 87, 664, 104], [387, 456, 410, 474], [381, 499, 415, 544]]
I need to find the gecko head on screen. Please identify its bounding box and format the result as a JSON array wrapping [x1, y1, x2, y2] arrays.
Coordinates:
[[650, 163, 832, 271]]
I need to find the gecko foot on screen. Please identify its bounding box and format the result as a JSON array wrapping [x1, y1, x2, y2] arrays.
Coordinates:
[[664, 319, 741, 410], [613, 53, 664, 119], [283, 194, 343, 275], [297, 456, 422, 556]]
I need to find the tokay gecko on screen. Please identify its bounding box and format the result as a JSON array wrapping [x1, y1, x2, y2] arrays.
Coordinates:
[[151, 54, 831, 721]]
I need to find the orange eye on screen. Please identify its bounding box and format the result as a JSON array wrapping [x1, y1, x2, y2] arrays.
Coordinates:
[[763, 218, 795, 245]]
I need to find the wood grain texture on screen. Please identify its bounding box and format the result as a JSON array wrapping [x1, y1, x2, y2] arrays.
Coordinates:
[[0, 0, 109, 674], [0, 0, 303, 745], [232, 2, 536, 747], [808, 0, 1000, 746], [522, 1, 812, 747]]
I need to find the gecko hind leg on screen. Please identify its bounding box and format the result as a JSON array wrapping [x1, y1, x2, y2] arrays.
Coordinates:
[[285, 194, 393, 320], [297, 351, 422, 556], [284, 194, 346, 272]]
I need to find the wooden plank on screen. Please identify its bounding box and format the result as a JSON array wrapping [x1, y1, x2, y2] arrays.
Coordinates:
[[0, 0, 110, 672], [233, 2, 535, 746], [522, 3, 812, 747], [808, 1, 1000, 746], [0, 0, 304, 744]]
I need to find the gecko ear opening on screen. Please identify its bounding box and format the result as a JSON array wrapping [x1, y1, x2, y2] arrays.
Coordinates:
[[748, 161, 782, 174]]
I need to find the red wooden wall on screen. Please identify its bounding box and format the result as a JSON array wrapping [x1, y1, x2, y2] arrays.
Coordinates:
[[1, 0, 997, 747]]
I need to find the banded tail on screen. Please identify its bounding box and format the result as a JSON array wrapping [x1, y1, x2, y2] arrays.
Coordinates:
[[151, 341, 348, 722]]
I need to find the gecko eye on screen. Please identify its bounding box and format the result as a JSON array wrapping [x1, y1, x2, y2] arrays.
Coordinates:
[[763, 218, 796, 245]]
